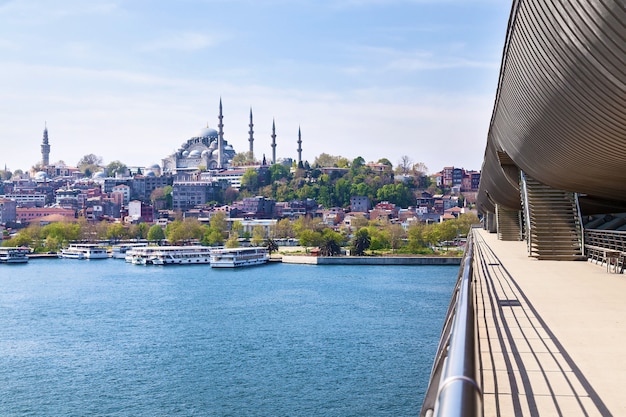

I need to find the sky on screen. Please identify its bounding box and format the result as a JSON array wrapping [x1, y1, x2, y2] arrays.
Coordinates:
[[0, 0, 512, 175]]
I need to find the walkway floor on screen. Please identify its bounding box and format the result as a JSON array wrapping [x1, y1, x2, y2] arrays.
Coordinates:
[[473, 228, 626, 417]]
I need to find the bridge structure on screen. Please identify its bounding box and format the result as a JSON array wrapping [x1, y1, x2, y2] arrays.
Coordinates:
[[421, 1, 625, 416]]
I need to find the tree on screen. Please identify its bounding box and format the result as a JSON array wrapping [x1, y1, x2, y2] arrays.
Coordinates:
[[298, 229, 322, 248], [210, 212, 228, 234], [269, 163, 290, 182], [241, 169, 259, 193], [251, 225, 267, 246], [147, 224, 165, 242], [411, 162, 428, 177], [231, 151, 255, 166], [351, 228, 371, 256], [225, 235, 240, 248], [77, 154, 103, 175], [106, 223, 128, 242], [319, 229, 343, 256], [265, 238, 279, 255], [272, 218, 294, 238], [396, 155, 413, 175], [106, 160, 127, 177]]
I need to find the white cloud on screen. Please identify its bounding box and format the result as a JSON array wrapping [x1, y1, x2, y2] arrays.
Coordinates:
[[140, 32, 223, 52]]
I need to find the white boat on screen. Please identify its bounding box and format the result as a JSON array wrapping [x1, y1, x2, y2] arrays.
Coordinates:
[[127, 245, 212, 265], [210, 247, 269, 268], [0, 247, 30, 263], [59, 244, 109, 260], [111, 243, 148, 260]]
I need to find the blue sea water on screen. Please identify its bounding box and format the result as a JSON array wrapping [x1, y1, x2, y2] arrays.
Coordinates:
[[0, 259, 457, 416]]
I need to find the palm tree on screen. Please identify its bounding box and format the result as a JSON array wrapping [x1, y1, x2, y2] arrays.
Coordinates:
[[351, 228, 371, 256], [320, 236, 341, 256], [265, 238, 279, 255]]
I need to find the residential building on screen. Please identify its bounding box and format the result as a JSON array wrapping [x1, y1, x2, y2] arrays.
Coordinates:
[[16, 207, 75, 224], [172, 181, 222, 211], [350, 196, 371, 213], [0, 198, 17, 224]]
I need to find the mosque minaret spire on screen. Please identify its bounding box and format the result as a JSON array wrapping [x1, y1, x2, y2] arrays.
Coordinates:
[[217, 98, 224, 169], [271, 119, 277, 165], [41, 122, 50, 167], [297, 126, 302, 167], [248, 107, 254, 158]]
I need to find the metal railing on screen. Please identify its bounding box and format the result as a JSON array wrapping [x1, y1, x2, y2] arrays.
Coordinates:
[[420, 229, 482, 417], [584, 229, 626, 256]]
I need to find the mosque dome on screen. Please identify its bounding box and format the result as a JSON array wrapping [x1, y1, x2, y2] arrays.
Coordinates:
[[201, 150, 210, 157], [188, 150, 202, 158], [150, 163, 160, 170], [209, 141, 218, 150], [93, 171, 106, 178], [34, 171, 49, 180], [145, 170, 156, 177], [194, 127, 218, 138], [225, 144, 234, 151], [182, 150, 190, 157]]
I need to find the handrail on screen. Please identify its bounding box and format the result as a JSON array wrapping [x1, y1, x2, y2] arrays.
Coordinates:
[[520, 171, 532, 254], [420, 229, 482, 417]]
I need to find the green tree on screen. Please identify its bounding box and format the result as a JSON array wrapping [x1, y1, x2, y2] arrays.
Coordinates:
[[319, 229, 343, 256], [272, 218, 294, 239], [210, 212, 228, 234], [298, 229, 322, 248], [147, 224, 165, 242], [241, 169, 259, 193], [351, 228, 371, 256], [251, 225, 267, 246], [106, 160, 128, 177], [231, 151, 255, 166], [77, 154, 103, 176], [106, 223, 128, 242], [265, 238, 279, 255], [129, 222, 149, 240], [269, 164, 290, 182], [225, 235, 240, 248], [201, 228, 223, 246]]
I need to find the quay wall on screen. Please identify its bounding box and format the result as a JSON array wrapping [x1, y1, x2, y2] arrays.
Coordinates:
[[280, 256, 461, 266]]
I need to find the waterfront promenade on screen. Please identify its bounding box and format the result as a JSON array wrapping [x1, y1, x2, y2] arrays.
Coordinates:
[[473, 228, 626, 416]]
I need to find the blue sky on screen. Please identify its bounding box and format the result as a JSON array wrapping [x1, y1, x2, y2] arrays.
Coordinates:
[[0, 0, 511, 174]]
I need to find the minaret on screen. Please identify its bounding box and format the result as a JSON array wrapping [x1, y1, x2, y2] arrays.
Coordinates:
[[41, 122, 50, 167], [297, 126, 302, 167], [217, 98, 224, 169], [271, 119, 277, 165], [248, 107, 254, 158]]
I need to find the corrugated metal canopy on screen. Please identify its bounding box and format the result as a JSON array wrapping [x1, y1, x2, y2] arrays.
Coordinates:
[[478, 0, 626, 213]]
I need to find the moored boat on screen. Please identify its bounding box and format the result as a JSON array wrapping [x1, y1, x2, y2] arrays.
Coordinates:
[[111, 242, 148, 260], [210, 247, 269, 268], [0, 247, 30, 263], [127, 245, 212, 265], [59, 244, 109, 260]]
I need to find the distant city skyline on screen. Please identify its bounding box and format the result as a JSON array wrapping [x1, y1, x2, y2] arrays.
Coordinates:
[[0, 0, 511, 173]]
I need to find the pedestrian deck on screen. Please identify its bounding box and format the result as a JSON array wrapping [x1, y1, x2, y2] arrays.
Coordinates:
[[473, 228, 626, 417]]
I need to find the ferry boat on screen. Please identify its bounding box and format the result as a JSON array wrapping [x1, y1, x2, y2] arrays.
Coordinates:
[[210, 247, 269, 268], [127, 245, 212, 265], [111, 242, 148, 260], [59, 244, 109, 260], [0, 247, 30, 263]]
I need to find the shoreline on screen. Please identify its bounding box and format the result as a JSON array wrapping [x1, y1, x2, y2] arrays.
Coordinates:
[[277, 255, 461, 265]]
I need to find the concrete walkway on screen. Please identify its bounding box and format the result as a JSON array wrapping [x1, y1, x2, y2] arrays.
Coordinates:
[[473, 228, 626, 417]]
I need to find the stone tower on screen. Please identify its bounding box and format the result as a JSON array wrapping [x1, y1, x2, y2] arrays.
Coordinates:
[[248, 108, 254, 158], [41, 123, 50, 167], [297, 126, 302, 167], [217, 98, 224, 169], [271, 119, 277, 165]]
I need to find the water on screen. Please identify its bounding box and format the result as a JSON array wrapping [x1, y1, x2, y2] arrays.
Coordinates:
[[0, 259, 457, 416]]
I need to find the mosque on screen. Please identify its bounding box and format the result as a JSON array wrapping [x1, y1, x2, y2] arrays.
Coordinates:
[[35, 100, 302, 178], [161, 99, 301, 175]]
